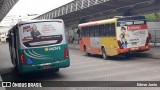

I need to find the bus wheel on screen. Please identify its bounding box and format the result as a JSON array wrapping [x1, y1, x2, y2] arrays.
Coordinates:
[[124, 53, 132, 58], [15, 60, 19, 73], [102, 48, 108, 60], [84, 46, 90, 56], [53, 68, 59, 72]]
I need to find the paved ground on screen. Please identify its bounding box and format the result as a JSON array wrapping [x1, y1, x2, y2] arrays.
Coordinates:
[[68, 43, 160, 59], [0, 43, 160, 90]]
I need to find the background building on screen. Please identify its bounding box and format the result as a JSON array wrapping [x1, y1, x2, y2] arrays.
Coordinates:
[[0, 14, 38, 27], [0, 14, 38, 42], [0, 26, 11, 42]]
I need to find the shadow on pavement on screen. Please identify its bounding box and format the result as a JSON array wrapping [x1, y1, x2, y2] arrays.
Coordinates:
[[1, 68, 66, 81], [83, 52, 155, 61]]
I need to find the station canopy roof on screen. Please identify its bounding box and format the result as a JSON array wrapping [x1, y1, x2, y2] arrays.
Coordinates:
[[0, 0, 19, 22], [35, 0, 160, 25]]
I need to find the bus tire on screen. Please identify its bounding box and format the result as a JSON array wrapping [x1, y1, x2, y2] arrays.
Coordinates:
[[9, 46, 14, 65], [124, 53, 132, 58], [53, 68, 59, 72], [102, 48, 108, 60], [84, 46, 90, 56], [14, 59, 21, 75]]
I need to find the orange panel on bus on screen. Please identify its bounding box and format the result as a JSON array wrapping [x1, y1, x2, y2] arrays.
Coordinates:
[[79, 37, 91, 52], [89, 47, 100, 54]]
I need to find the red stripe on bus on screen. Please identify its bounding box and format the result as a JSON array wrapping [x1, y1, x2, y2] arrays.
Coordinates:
[[127, 24, 147, 31]]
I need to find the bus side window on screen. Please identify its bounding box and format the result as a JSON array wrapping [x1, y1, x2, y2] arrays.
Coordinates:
[[83, 27, 89, 37], [103, 25, 106, 36], [77, 28, 81, 39], [93, 26, 96, 37], [99, 25, 102, 37], [95, 25, 99, 37], [86, 27, 90, 37], [88, 27, 91, 37], [105, 24, 110, 36], [110, 23, 116, 36], [144, 20, 146, 24], [12, 27, 17, 49], [99, 25, 105, 37], [90, 26, 94, 37], [81, 27, 84, 37], [117, 22, 121, 27], [88, 26, 91, 37], [83, 27, 86, 37]]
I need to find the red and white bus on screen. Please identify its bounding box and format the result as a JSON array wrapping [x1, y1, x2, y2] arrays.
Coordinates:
[[78, 16, 150, 59]]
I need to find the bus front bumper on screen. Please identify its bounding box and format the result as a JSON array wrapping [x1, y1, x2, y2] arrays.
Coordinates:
[[117, 45, 150, 54], [19, 59, 70, 73]]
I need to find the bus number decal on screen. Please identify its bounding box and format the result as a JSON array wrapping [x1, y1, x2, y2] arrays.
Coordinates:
[[45, 46, 61, 51], [127, 25, 147, 31]]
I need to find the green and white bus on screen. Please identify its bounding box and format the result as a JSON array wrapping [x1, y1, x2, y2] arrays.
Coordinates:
[[7, 19, 70, 73]]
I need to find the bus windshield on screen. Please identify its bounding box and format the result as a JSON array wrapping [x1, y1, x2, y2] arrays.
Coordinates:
[[20, 21, 64, 47]]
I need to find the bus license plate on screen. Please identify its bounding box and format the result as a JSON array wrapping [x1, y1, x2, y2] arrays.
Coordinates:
[[131, 42, 137, 45], [42, 65, 51, 69], [130, 47, 139, 51]]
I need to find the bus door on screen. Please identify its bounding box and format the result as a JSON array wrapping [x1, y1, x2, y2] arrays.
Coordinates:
[[11, 27, 17, 63]]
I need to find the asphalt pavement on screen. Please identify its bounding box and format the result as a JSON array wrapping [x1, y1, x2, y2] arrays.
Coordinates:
[[68, 43, 160, 59], [0, 43, 160, 90]]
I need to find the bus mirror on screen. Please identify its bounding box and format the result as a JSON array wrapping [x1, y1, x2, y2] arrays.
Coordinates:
[[6, 38, 10, 42]]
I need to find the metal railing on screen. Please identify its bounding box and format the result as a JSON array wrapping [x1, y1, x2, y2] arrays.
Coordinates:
[[0, 0, 19, 21], [149, 29, 160, 46], [35, 0, 109, 19]]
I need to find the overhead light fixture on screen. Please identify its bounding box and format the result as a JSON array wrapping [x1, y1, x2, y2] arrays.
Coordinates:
[[128, 5, 134, 8], [147, 0, 156, 4]]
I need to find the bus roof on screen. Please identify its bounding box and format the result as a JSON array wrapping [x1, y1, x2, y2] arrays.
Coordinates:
[[78, 18, 117, 28], [17, 19, 63, 25], [117, 16, 145, 21], [78, 16, 146, 28]]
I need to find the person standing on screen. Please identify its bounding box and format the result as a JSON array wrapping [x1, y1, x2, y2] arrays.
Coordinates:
[[120, 27, 128, 48], [30, 24, 41, 39]]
